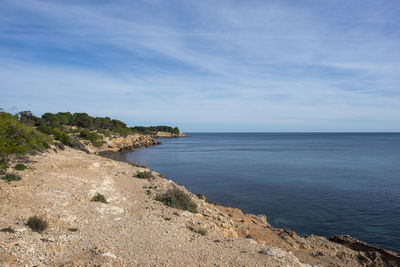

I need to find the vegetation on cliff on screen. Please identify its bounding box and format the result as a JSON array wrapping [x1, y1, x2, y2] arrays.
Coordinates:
[[79, 129, 104, 147], [0, 111, 51, 169], [0, 110, 51, 181], [131, 126, 180, 135], [0, 109, 181, 171], [16, 111, 181, 147], [156, 188, 198, 213], [19, 111, 133, 138], [18, 111, 125, 148]]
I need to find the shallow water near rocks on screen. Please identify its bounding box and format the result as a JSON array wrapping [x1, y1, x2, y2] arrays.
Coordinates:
[[105, 133, 400, 252]]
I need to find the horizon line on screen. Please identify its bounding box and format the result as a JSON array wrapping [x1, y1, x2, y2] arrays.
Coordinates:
[[183, 131, 400, 134]]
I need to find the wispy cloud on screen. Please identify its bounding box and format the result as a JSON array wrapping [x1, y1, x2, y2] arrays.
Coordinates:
[[0, 0, 399, 131]]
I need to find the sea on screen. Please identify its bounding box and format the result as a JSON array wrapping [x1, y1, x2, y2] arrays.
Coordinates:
[[104, 133, 400, 252]]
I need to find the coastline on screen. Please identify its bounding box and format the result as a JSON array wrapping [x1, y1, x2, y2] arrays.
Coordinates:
[[100, 136, 400, 264], [80, 131, 187, 155], [0, 141, 399, 266], [80, 133, 162, 154], [151, 131, 188, 138], [116, 132, 400, 254]]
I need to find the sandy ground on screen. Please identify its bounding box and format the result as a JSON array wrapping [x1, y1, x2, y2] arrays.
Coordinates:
[[0, 147, 397, 266]]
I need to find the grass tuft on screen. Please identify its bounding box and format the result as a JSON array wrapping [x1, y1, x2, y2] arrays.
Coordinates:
[[27, 216, 48, 232], [91, 193, 107, 203], [196, 193, 206, 200], [14, 163, 27, 171], [188, 226, 207, 236], [2, 173, 21, 182], [0, 158, 9, 170], [136, 171, 153, 179], [130, 162, 148, 168]]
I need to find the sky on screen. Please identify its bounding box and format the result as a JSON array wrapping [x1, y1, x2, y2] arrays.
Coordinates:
[[0, 0, 399, 132]]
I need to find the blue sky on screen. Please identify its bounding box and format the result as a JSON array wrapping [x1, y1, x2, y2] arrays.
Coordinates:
[[0, 0, 399, 132]]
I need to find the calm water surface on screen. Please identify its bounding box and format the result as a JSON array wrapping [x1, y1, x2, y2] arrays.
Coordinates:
[[105, 133, 400, 252]]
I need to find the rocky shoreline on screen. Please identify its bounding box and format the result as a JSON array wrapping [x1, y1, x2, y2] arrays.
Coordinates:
[[151, 131, 188, 138], [0, 141, 399, 266], [79, 131, 187, 154], [79, 133, 162, 154]]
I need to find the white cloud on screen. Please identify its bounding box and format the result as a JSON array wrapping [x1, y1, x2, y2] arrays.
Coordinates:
[[0, 0, 399, 131]]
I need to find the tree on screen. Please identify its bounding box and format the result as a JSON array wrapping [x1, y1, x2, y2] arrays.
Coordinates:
[[56, 112, 73, 125], [18, 111, 39, 126], [111, 119, 127, 130], [173, 127, 180, 134], [72, 113, 93, 129]]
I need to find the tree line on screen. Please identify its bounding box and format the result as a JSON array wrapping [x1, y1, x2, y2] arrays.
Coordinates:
[[17, 111, 180, 136]]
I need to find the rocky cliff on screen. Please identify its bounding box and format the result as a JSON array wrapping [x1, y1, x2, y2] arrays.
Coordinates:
[[152, 131, 187, 138], [80, 134, 161, 154]]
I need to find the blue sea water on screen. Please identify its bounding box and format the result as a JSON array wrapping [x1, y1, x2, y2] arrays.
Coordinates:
[[105, 133, 400, 252]]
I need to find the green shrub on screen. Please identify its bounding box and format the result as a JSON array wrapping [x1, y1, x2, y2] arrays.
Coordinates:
[[14, 164, 27, 171], [196, 193, 206, 200], [0, 158, 9, 170], [53, 129, 72, 146], [68, 127, 81, 134], [155, 188, 198, 213], [114, 127, 132, 137], [80, 130, 104, 147], [69, 137, 89, 153], [18, 111, 39, 126], [0, 169, 6, 176], [0, 112, 52, 157], [130, 162, 148, 168], [136, 171, 153, 179], [53, 132, 88, 153], [91, 193, 107, 203], [48, 128, 76, 147], [2, 173, 22, 182], [164, 217, 172, 221], [197, 228, 207, 236], [37, 125, 56, 135], [37, 124, 88, 152], [97, 128, 111, 137], [27, 216, 48, 232], [188, 226, 207, 236]]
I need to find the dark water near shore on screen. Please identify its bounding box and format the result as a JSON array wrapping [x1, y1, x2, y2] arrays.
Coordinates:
[[105, 133, 400, 252]]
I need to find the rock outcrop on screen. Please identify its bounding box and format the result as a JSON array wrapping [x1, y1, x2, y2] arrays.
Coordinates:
[[104, 134, 161, 152], [152, 131, 187, 138], [330, 235, 400, 266], [204, 204, 399, 266], [81, 134, 161, 154]]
